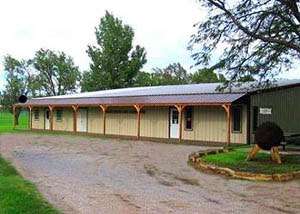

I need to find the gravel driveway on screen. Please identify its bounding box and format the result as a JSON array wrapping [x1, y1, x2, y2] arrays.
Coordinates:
[[0, 133, 299, 214]]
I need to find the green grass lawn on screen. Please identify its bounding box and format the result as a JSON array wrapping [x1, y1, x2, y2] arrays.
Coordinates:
[[0, 111, 28, 132], [0, 156, 59, 214], [202, 148, 300, 174]]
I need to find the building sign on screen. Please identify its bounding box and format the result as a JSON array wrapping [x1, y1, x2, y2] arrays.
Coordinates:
[[259, 108, 272, 115]]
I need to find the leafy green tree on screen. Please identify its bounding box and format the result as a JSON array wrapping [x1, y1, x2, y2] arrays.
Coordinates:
[[134, 71, 153, 87], [82, 11, 146, 91], [190, 68, 221, 83], [238, 74, 255, 82], [218, 73, 227, 83], [1, 56, 40, 109], [33, 49, 81, 96], [151, 63, 189, 85], [189, 0, 300, 83], [1, 55, 40, 123]]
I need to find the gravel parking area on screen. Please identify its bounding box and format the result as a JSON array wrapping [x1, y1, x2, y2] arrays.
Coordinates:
[[0, 133, 299, 214]]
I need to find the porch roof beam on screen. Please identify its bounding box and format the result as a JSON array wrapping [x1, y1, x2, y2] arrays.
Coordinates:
[[15, 102, 233, 108]]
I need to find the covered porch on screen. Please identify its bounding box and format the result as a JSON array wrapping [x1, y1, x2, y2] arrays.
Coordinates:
[[13, 92, 247, 145]]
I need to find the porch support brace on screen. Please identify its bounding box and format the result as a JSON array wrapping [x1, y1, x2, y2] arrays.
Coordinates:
[[99, 105, 107, 135], [72, 105, 79, 133], [174, 104, 186, 142], [222, 104, 231, 146], [12, 105, 16, 129], [48, 105, 54, 131], [28, 105, 33, 130], [134, 104, 143, 140]]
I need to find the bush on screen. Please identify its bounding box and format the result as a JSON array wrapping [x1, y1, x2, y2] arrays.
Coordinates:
[[254, 122, 284, 150]]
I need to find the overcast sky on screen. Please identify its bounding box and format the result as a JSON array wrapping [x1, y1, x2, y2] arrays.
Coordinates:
[[0, 0, 298, 89]]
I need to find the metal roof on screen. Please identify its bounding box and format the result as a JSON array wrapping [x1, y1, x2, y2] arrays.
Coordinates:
[[18, 79, 300, 106], [23, 93, 245, 106]]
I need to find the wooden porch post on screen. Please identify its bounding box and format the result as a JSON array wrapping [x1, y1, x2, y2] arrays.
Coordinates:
[[99, 105, 107, 135], [134, 105, 143, 140], [12, 105, 16, 129], [175, 105, 186, 142], [49, 105, 54, 131], [222, 104, 231, 146], [28, 105, 33, 130], [72, 105, 79, 133]]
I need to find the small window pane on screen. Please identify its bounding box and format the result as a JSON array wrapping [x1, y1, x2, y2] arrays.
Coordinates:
[[46, 110, 50, 119], [185, 107, 193, 130], [232, 106, 242, 132], [34, 110, 39, 121], [172, 110, 179, 124], [56, 110, 63, 122]]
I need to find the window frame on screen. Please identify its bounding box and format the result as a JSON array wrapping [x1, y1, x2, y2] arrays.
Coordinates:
[[252, 106, 259, 133], [184, 106, 193, 131], [231, 105, 242, 133], [56, 109, 63, 122], [33, 109, 40, 121]]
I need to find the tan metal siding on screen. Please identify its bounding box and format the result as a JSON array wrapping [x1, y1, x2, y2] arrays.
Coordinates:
[[87, 107, 103, 134], [53, 109, 73, 132], [30, 105, 247, 144], [140, 107, 169, 138], [106, 107, 137, 136], [182, 106, 247, 144], [32, 108, 44, 129], [251, 86, 300, 135]]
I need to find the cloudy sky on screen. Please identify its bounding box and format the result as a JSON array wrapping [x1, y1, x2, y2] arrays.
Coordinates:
[[0, 0, 298, 89]]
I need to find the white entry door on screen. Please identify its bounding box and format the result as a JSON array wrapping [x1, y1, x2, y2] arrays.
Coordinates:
[[170, 108, 179, 138], [45, 109, 50, 130], [77, 109, 87, 132]]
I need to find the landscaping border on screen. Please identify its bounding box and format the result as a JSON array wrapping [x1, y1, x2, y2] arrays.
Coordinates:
[[188, 148, 300, 182]]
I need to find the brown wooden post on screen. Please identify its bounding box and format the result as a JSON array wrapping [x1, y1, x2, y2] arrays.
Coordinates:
[[49, 105, 54, 131], [72, 105, 79, 133], [28, 105, 33, 130], [134, 105, 143, 140], [99, 105, 107, 135], [12, 105, 16, 129], [222, 104, 231, 146], [175, 105, 185, 142]]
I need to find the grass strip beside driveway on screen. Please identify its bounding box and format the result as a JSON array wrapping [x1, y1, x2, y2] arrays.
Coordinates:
[[0, 155, 59, 214]]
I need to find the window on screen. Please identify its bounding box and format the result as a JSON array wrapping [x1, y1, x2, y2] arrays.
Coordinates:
[[232, 106, 242, 132], [33, 110, 39, 121], [172, 110, 179, 124], [56, 109, 63, 122], [252, 106, 258, 132], [46, 110, 50, 120], [185, 107, 193, 130]]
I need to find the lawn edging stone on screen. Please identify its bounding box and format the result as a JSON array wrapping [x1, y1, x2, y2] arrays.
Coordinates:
[[188, 148, 300, 182]]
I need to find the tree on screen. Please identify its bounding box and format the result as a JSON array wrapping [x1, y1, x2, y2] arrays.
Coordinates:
[[134, 71, 153, 87], [33, 49, 81, 96], [1, 55, 40, 124], [151, 63, 189, 85], [82, 11, 146, 91], [190, 68, 226, 83], [238, 74, 255, 82], [189, 0, 300, 84], [1, 55, 40, 110]]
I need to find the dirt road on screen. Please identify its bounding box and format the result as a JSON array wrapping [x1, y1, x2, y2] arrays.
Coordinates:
[[0, 133, 299, 214]]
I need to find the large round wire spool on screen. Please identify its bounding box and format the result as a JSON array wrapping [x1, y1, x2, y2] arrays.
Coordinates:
[[254, 122, 284, 150], [18, 95, 28, 103]]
